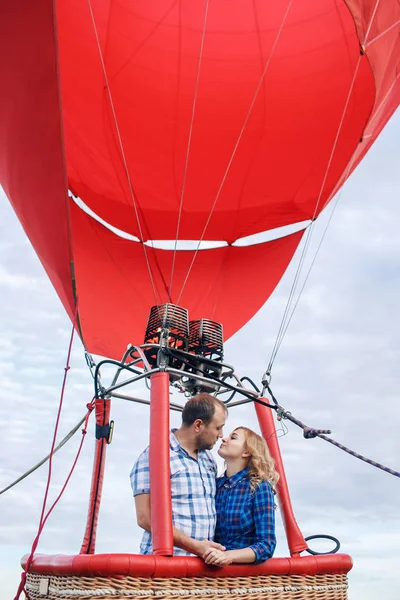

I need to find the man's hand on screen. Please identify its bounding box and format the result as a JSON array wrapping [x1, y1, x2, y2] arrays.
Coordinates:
[[196, 539, 225, 556], [203, 548, 233, 567]]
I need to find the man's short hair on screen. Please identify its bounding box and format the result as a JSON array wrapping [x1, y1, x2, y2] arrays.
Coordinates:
[[181, 393, 227, 426]]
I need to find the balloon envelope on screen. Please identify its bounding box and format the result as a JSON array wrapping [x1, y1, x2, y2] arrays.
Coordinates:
[[0, 0, 398, 357]]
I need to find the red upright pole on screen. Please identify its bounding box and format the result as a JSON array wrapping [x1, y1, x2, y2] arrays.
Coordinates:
[[255, 401, 308, 556], [149, 372, 173, 556], [80, 398, 111, 554]]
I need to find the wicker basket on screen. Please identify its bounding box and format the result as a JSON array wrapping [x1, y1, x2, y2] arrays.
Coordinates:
[[26, 572, 348, 600]]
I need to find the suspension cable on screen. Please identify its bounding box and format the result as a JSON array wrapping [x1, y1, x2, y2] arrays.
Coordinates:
[[87, 0, 160, 307], [363, 0, 381, 45], [268, 150, 358, 369], [14, 401, 95, 600], [173, 0, 295, 309], [14, 311, 79, 600], [267, 53, 363, 371], [168, 0, 210, 302], [0, 414, 87, 496], [267, 1, 388, 371]]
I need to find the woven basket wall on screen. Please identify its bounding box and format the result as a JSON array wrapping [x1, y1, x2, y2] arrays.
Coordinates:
[[26, 572, 348, 600]]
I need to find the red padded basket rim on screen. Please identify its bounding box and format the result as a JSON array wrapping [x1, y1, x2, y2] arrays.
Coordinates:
[[22, 553, 353, 578]]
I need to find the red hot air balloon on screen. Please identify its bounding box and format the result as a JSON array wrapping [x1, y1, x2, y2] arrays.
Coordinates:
[[0, 0, 398, 359], [0, 2, 398, 599]]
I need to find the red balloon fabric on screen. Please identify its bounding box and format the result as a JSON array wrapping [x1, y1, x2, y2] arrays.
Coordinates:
[[59, 0, 375, 241], [0, 0, 399, 358], [71, 202, 304, 357], [0, 1, 75, 323]]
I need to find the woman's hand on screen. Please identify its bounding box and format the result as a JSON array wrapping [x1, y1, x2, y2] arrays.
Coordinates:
[[203, 548, 233, 567], [196, 539, 225, 557]]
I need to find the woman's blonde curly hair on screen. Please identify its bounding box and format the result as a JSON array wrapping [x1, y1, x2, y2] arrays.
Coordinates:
[[235, 427, 279, 491]]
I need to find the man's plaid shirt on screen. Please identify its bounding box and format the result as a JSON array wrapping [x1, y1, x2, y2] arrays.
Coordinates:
[[215, 468, 276, 563], [130, 429, 217, 555]]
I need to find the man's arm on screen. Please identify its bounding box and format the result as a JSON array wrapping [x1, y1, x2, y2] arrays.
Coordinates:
[[135, 493, 152, 532], [135, 494, 225, 557]]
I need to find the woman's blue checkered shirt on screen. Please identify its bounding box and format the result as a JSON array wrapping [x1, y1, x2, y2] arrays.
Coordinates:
[[215, 468, 276, 564]]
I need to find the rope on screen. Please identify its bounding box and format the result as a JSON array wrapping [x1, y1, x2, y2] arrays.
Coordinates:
[[173, 0, 294, 309], [268, 147, 359, 368], [267, 0, 391, 372], [316, 434, 400, 478], [16, 400, 95, 600], [264, 385, 400, 479], [0, 415, 87, 496], [363, 0, 381, 45], [168, 0, 210, 302], [1, 417, 86, 496], [365, 18, 400, 48], [267, 53, 363, 371], [13, 310, 83, 600], [87, 0, 160, 307]]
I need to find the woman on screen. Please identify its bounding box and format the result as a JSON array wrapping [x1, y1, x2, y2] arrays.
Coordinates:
[[204, 427, 279, 566]]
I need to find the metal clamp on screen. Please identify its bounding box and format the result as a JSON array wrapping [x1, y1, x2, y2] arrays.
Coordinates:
[[95, 421, 114, 444]]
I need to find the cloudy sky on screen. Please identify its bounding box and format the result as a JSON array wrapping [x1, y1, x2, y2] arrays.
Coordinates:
[[1, 109, 399, 600]]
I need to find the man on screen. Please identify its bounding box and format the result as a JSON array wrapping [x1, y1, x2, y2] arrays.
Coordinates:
[[130, 393, 228, 557]]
